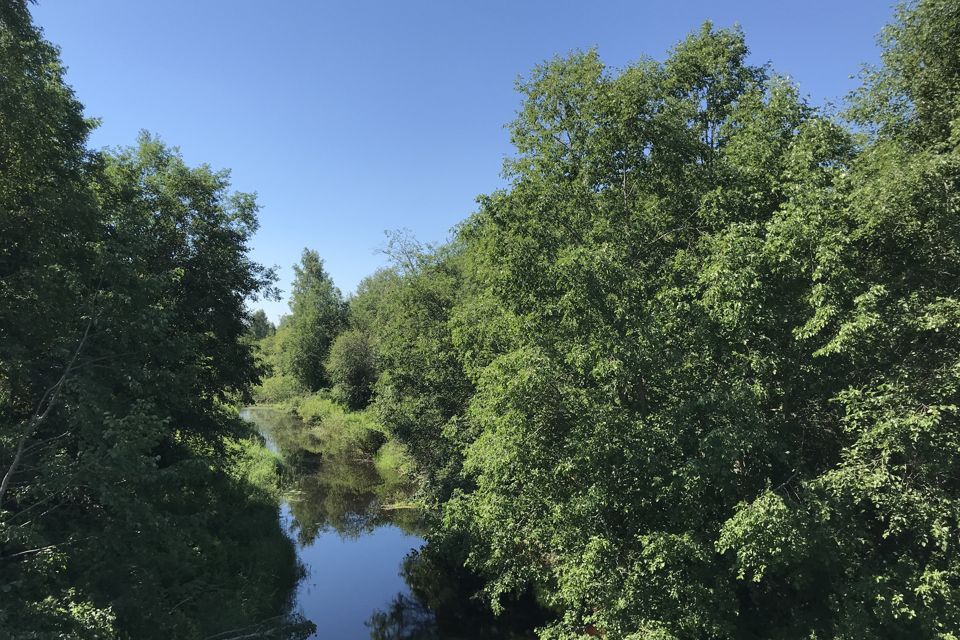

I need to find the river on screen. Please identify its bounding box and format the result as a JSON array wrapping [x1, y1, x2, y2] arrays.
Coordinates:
[[240, 407, 427, 639], [240, 406, 544, 640]]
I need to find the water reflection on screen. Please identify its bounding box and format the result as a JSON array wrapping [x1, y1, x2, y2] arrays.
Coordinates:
[[285, 450, 422, 542], [241, 407, 540, 639], [366, 545, 546, 640], [244, 406, 424, 542]]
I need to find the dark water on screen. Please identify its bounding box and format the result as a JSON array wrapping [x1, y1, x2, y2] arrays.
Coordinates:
[[239, 407, 425, 640]]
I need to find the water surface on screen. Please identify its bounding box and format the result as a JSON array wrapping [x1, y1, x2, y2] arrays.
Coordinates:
[[240, 407, 424, 639]]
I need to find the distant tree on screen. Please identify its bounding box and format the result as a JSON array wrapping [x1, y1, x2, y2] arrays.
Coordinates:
[[382, 228, 434, 276], [326, 328, 376, 409], [287, 249, 347, 390], [248, 309, 275, 340], [307, 268, 403, 410], [349, 267, 402, 335]]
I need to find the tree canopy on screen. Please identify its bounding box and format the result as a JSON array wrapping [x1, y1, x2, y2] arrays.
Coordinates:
[[7, 0, 960, 637], [0, 3, 306, 637], [347, 3, 960, 637]]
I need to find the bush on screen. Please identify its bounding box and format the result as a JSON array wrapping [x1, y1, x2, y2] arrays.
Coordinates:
[[373, 438, 416, 486], [226, 435, 284, 501], [293, 391, 337, 423], [252, 374, 306, 405]]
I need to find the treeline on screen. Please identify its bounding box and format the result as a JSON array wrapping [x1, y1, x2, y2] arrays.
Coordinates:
[[260, 1, 960, 637], [0, 3, 309, 638]]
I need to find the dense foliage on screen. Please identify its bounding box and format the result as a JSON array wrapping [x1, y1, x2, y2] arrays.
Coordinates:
[[303, 2, 959, 638], [326, 328, 377, 410], [10, 0, 960, 637], [0, 3, 307, 637]]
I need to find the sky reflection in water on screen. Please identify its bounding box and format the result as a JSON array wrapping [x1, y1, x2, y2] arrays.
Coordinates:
[[241, 407, 426, 640]]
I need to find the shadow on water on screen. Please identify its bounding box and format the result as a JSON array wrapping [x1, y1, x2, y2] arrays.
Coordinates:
[[241, 407, 542, 640], [366, 541, 547, 640]]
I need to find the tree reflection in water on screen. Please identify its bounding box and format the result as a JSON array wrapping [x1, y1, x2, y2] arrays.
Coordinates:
[[250, 406, 423, 542], [248, 407, 543, 639], [366, 541, 547, 639]]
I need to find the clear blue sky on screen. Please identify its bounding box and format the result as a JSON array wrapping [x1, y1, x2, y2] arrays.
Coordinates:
[[31, 1, 896, 322]]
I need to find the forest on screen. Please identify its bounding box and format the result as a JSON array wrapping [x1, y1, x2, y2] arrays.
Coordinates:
[[3, 0, 960, 638]]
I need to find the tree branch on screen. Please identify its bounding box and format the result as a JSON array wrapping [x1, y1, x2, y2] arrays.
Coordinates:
[[0, 303, 96, 508]]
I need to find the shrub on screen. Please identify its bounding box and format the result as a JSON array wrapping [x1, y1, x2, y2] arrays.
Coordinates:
[[296, 393, 386, 457], [252, 374, 306, 405]]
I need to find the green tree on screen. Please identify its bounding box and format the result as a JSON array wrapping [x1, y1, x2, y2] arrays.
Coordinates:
[[0, 5, 302, 636], [249, 308, 276, 340], [717, 1, 960, 636], [0, 1, 108, 631], [350, 267, 403, 336], [372, 240, 475, 495], [321, 268, 403, 410], [444, 30, 802, 636], [287, 249, 347, 390], [372, 7, 960, 637], [326, 328, 377, 409]]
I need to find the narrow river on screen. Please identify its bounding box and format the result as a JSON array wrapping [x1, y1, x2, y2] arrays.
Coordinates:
[[239, 407, 427, 639], [240, 406, 544, 639]]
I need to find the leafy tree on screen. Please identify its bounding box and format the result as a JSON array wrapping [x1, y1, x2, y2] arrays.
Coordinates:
[[249, 308, 276, 340], [326, 328, 377, 409], [443, 30, 806, 636], [321, 268, 403, 410], [286, 249, 347, 390], [0, 5, 302, 637], [372, 6, 960, 637], [716, 1, 960, 636], [850, 0, 960, 146], [351, 267, 403, 336], [0, 1, 107, 629], [372, 242, 474, 495]]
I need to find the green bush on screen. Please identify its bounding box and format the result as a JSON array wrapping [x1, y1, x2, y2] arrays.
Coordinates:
[[226, 435, 284, 501], [293, 391, 338, 423], [252, 373, 306, 405], [373, 438, 416, 487]]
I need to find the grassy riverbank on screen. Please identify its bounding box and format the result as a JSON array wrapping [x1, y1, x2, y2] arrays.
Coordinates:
[[250, 381, 420, 503]]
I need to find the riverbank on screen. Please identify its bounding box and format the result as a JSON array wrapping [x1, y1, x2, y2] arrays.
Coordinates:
[[248, 383, 422, 507]]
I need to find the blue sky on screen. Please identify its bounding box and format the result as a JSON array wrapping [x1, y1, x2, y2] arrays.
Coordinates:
[[31, 1, 896, 321]]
